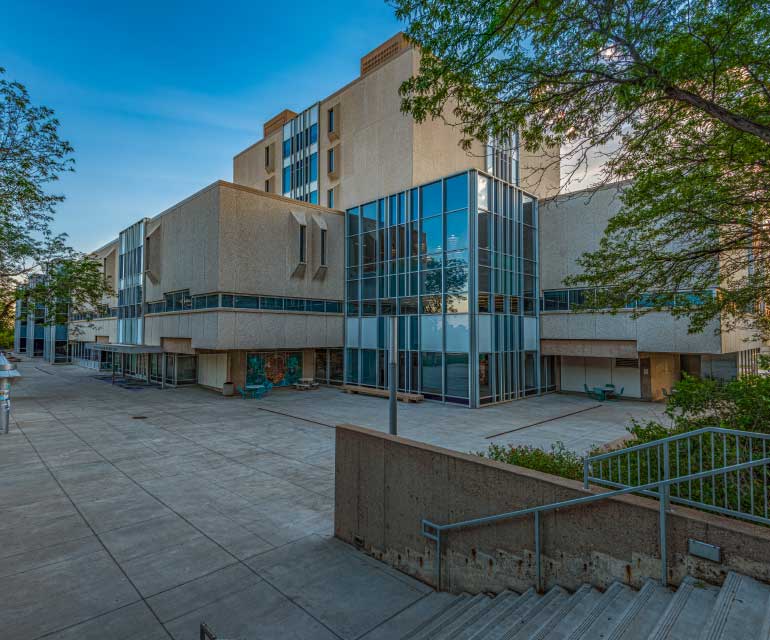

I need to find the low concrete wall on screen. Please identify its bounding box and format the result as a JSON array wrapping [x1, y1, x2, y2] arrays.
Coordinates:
[[335, 424, 770, 594]]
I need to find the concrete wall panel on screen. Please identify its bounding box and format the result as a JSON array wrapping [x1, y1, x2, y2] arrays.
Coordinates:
[[336, 424, 770, 594]]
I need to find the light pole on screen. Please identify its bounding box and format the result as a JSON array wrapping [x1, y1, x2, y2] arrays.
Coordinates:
[[389, 315, 398, 436]]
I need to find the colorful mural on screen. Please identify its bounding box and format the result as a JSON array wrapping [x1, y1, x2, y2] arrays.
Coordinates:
[[246, 351, 303, 387]]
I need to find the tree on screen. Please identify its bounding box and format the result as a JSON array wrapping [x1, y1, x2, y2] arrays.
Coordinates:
[[0, 67, 110, 327], [393, 0, 770, 335]]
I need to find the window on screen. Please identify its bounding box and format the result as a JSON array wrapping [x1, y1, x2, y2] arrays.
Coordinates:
[[328, 107, 335, 133], [283, 166, 291, 194], [264, 145, 270, 168], [264, 179, 270, 193], [321, 229, 327, 266], [328, 147, 335, 173], [299, 225, 307, 263], [327, 188, 335, 208]]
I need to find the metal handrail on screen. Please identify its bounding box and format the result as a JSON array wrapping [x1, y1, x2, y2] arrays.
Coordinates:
[[421, 456, 770, 592], [584, 426, 770, 525], [586, 426, 770, 463]]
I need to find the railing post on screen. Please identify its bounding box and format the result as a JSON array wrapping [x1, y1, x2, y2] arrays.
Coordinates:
[[534, 511, 542, 593], [435, 530, 442, 591], [661, 443, 670, 586], [583, 459, 590, 490]]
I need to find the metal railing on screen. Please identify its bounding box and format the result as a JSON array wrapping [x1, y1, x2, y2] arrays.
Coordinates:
[[421, 429, 770, 592], [584, 427, 770, 526]]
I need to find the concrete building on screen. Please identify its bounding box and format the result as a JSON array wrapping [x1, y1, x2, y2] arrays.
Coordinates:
[[15, 32, 757, 406], [232, 33, 560, 211], [14, 273, 70, 364], [67, 181, 345, 390], [539, 182, 762, 400]]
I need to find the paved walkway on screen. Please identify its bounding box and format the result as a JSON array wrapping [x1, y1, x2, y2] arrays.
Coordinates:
[[2, 361, 666, 639], [256, 383, 666, 455]]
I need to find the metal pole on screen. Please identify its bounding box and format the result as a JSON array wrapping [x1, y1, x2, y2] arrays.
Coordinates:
[[661, 443, 670, 586], [435, 531, 442, 591], [161, 353, 167, 390], [0, 379, 9, 434], [0, 354, 21, 434], [534, 511, 542, 592], [389, 315, 398, 436]]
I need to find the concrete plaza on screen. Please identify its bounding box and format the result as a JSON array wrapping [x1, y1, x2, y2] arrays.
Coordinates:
[[2, 361, 665, 639]]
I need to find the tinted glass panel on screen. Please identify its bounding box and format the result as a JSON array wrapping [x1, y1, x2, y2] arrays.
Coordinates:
[[421, 181, 442, 218], [446, 353, 469, 398], [421, 215, 443, 254], [444, 174, 468, 212], [421, 352, 442, 394], [235, 296, 258, 309], [445, 210, 468, 252]]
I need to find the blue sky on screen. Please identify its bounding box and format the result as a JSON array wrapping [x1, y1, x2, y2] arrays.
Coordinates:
[[0, 0, 401, 251]]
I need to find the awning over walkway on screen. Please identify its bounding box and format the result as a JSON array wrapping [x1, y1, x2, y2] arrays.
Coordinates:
[[85, 343, 165, 354]]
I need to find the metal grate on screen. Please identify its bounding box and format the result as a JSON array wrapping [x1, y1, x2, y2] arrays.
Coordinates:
[[615, 358, 639, 368]]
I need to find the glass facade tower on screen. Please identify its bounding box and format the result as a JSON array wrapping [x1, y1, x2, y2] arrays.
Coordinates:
[[117, 220, 145, 344], [282, 104, 319, 204], [344, 170, 540, 407]]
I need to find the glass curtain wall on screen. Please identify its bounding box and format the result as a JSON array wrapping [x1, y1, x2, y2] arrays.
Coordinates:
[[282, 105, 319, 204], [117, 220, 145, 344], [344, 170, 540, 407]]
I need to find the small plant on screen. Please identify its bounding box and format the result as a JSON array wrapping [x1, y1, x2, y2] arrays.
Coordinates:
[[479, 441, 585, 481]]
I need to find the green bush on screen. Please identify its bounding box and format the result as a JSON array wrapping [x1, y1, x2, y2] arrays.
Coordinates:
[[479, 441, 585, 481], [665, 372, 770, 433], [476, 374, 770, 522]]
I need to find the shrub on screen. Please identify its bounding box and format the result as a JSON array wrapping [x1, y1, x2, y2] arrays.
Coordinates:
[[479, 441, 585, 481], [666, 373, 770, 433]]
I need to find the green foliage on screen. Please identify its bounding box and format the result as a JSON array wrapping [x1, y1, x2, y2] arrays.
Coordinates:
[[0, 325, 12, 349], [665, 373, 770, 432], [479, 441, 585, 481], [594, 375, 770, 519], [0, 68, 111, 324], [477, 375, 770, 521], [394, 0, 770, 337]]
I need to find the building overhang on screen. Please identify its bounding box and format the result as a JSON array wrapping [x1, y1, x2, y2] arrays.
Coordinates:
[[541, 339, 638, 359], [86, 343, 165, 354]]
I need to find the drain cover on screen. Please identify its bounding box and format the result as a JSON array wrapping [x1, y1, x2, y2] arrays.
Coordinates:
[[132, 416, 148, 420]]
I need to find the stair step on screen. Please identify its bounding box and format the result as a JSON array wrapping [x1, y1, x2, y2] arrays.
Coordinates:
[[649, 576, 720, 640], [500, 586, 570, 640], [482, 589, 554, 640], [541, 586, 604, 640], [453, 591, 521, 640], [463, 589, 538, 640], [402, 593, 473, 640], [360, 592, 458, 640], [429, 593, 498, 639], [703, 572, 770, 640], [574, 582, 636, 640], [606, 580, 674, 640], [531, 584, 594, 640], [482, 587, 564, 640]]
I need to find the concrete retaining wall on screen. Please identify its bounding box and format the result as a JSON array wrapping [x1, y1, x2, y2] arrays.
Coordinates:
[[335, 424, 770, 594]]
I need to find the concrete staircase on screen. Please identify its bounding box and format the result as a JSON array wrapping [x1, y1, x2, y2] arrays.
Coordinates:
[[363, 572, 770, 640]]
